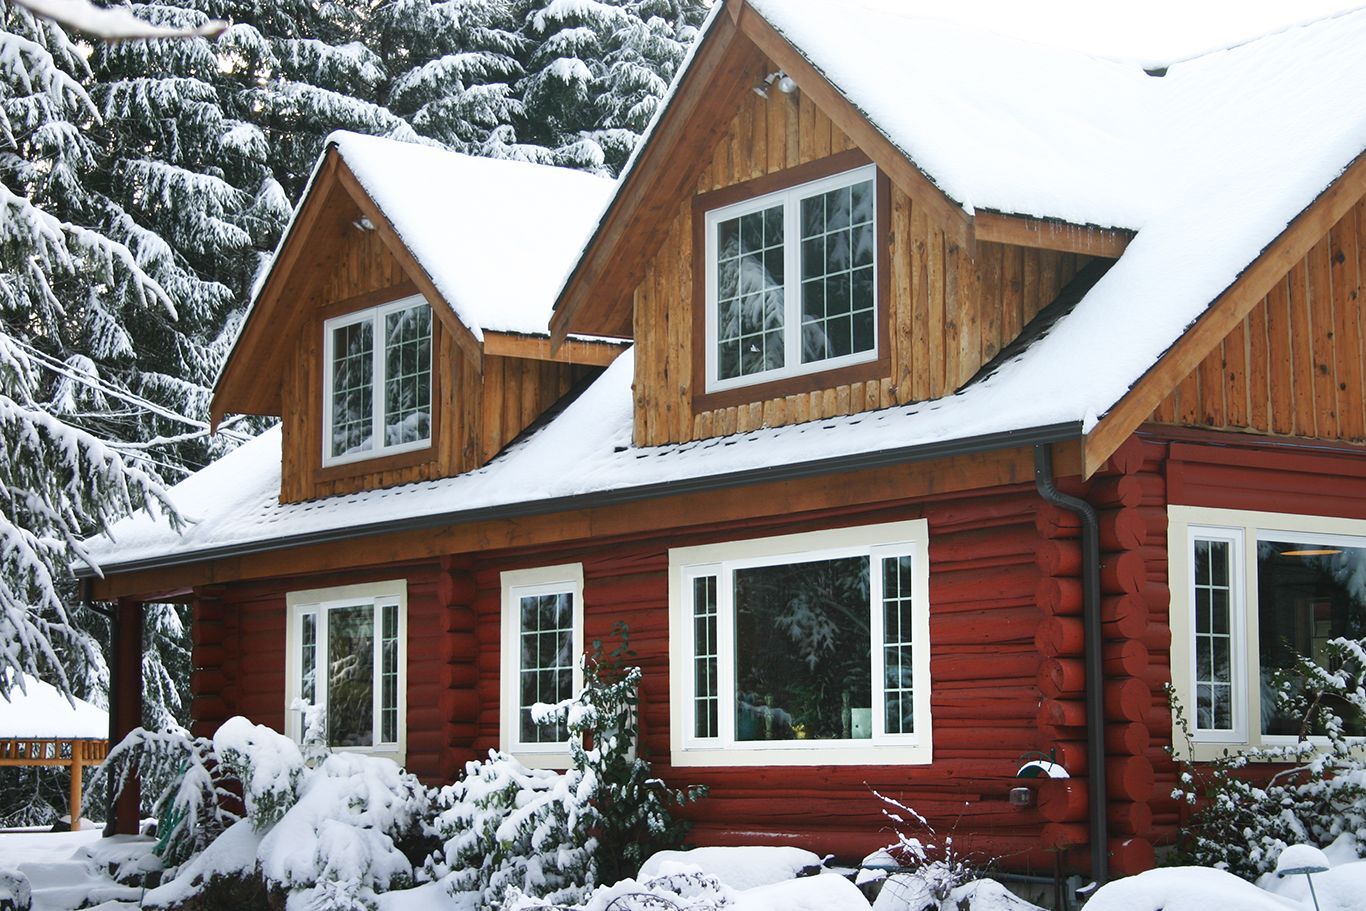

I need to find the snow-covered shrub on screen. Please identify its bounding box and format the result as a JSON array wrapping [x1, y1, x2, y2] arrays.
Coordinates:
[[88, 726, 239, 866], [0, 868, 31, 911], [504, 870, 734, 911], [212, 717, 305, 831], [425, 750, 596, 909], [1170, 637, 1366, 878], [258, 751, 429, 909], [549, 625, 706, 884], [861, 791, 983, 911]]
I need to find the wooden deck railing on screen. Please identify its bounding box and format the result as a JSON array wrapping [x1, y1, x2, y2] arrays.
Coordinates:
[[0, 739, 110, 831]]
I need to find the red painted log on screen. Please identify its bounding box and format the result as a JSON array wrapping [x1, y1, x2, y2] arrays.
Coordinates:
[[932, 565, 1042, 605], [1110, 801, 1155, 836], [1037, 698, 1086, 729], [934, 651, 1039, 682], [1109, 837, 1157, 876], [931, 608, 1041, 645], [933, 725, 1045, 753], [1039, 658, 1085, 698], [1107, 755, 1156, 802], [1104, 640, 1150, 678], [1036, 504, 1081, 540], [1036, 539, 1082, 577], [438, 570, 478, 605], [1037, 576, 1083, 616], [1041, 822, 1089, 850], [1102, 594, 1150, 639], [1100, 551, 1146, 596], [190, 668, 227, 693], [1035, 616, 1084, 657], [1143, 623, 1174, 651], [931, 525, 1040, 564], [1038, 780, 1086, 823], [1105, 677, 1153, 723], [1099, 507, 1148, 552], [1089, 475, 1145, 509]]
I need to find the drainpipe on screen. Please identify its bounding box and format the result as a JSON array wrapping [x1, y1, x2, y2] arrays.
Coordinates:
[[1034, 444, 1109, 887]]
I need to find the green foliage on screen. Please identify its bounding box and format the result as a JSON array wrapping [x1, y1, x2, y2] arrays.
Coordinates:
[[1169, 637, 1366, 879]]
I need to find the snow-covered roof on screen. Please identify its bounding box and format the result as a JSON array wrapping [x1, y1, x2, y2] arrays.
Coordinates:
[[328, 132, 617, 340], [85, 3, 1366, 573], [0, 675, 108, 739]]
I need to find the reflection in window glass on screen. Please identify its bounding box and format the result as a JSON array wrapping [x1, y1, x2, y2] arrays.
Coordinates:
[[882, 555, 916, 735], [383, 305, 432, 446], [300, 612, 317, 707], [733, 557, 872, 741], [1257, 540, 1366, 736], [330, 320, 374, 458], [800, 179, 876, 363], [715, 204, 785, 381], [519, 591, 575, 744], [327, 604, 375, 747], [1193, 539, 1234, 731], [693, 576, 719, 739]]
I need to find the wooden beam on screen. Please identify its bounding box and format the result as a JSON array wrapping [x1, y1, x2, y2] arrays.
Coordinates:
[[334, 159, 485, 372], [1083, 150, 1366, 476], [734, 3, 974, 251], [483, 331, 627, 366], [90, 442, 1082, 600], [975, 212, 1133, 258]]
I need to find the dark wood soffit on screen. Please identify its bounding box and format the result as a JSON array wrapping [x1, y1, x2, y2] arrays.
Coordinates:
[[482, 331, 627, 366], [975, 212, 1134, 259], [332, 158, 484, 371], [212, 152, 343, 428], [549, 13, 760, 344], [1083, 148, 1366, 478], [89, 441, 1082, 600]]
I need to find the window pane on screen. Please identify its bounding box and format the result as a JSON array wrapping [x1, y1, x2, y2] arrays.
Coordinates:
[[716, 205, 785, 380], [330, 320, 374, 458], [693, 575, 719, 739], [382, 304, 432, 447], [518, 590, 574, 744], [300, 613, 317, 707], [799, 178, 876, 364], [1192, 539, 1235, 731], [883, 555, 916, 735], [1257, 539, 1366, 736], [380, 603, 399, 744], [327, 604, 375, 748], [733, 556, 872, 741]]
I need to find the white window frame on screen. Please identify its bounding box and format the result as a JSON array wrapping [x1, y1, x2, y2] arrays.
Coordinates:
[[703, 164, 879, 394], [668, 520, 932, 767], [1170, 505, 1366, 760], [500, 564, 585, 769], [321, 293, 433, 468], [285, 579, 408, 765]]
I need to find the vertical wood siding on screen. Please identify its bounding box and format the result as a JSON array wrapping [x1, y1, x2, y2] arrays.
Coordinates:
[[1151, 197, 1366, 440], [277, 216, 594, 503], [630, 61, 1089, 447]]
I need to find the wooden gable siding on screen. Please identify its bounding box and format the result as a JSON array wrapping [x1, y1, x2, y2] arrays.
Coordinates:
[[630, 71, 1090, 447], [1150, 197, 1366, 442], [279, 222, 595, 503]]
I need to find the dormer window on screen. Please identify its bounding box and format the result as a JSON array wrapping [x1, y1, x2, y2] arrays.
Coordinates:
[[323, 295, 433, 466], [703, 163, 880, 393]]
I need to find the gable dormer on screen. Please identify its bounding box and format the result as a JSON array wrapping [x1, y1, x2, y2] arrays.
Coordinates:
[[552, 3, 1132, 448], [213, 134, 625, 503]]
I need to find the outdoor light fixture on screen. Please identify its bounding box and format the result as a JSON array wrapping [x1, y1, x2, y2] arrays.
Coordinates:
[[776, 74, 797, 94], [1275, 844, 1330, 911], [753, 71, 795, 98]]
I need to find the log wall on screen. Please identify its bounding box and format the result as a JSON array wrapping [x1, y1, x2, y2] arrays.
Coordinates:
[[277, 213, 595, 503], [631, 55, 1092, 447], [1151, 197, 1366, 442]]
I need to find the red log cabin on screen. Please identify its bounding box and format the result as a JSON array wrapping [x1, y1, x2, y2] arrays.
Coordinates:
[[82, 0, 1366, 885]]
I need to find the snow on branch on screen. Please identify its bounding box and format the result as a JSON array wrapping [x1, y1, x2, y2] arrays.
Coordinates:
[[12, 0, 226, 40]]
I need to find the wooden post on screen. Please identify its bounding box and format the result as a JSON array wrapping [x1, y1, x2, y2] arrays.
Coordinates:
[[111, 598, 143, 836], [69, 745, 82, 832]]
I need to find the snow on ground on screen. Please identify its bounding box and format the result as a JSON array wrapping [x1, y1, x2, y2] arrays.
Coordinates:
[[0, 827, 150, 911], [639, 846, 823, 890], [0, 674, 107, 739]]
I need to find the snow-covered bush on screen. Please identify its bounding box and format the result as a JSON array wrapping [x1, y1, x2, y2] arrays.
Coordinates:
[[212, 717, 304, 831], [424, 750, 596, 908], [88, 726, 239, 867], [549, 624, 706, 884], [860, 791, 984, 911], [0, 868, 31, 911], [505, 870, 734, 911], [1170, 637, 1366, 878]]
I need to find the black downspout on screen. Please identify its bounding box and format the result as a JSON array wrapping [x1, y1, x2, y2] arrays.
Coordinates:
[[80, 580, 119, 837], [1034, 444, 1109, 887]]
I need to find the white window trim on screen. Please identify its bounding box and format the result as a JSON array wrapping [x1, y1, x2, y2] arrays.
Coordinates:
[[321, 293, 433, 468], [1169, 505, 1366, 760], [285, 579, 408, 765], [668, 520, 932, 767], [500, 564, 585, 769], [703, 164, 879, 394]]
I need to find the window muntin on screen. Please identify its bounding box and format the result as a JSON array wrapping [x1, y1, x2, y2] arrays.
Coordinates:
[[1172, 507, 1366, 755], [670, 521, 931, 767], [322, 295, 432, 466], [705, 165, 878, 393], [500, 565, 585, 765], [285, 581, 406, 760]]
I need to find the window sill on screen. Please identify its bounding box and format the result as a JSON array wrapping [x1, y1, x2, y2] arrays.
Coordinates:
[[691, 351, 891, 415], [316, 443, 435, 482], [507, 749, 574, 770], [671, 742, 931, 767]]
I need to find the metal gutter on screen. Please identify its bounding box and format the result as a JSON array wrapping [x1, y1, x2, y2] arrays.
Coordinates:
[[1034, 443, 1109, 887], [78, 420, 1083, 579]]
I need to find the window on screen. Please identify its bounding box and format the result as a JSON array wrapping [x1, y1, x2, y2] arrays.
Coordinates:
[[500, 564, 584, 767], [285, 580, 407, 760], [669, 521, 931, 766], [703, 164, 880, 393], [1170, 506, 1366, 758], [323, 294, 433, 466]]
